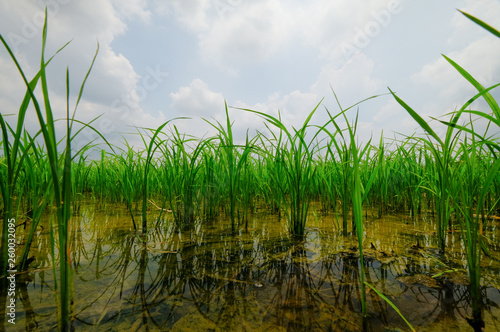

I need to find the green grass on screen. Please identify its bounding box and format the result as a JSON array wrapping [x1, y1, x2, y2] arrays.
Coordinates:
[[365, 282, 416, 331], [386, 9, 500, 329], [205, 103, 255, 233], [241, 100, 322, 237], [0, 10, 107, 330]]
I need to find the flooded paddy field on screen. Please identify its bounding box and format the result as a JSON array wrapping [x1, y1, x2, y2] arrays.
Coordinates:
[[5, 203, 500, 331]]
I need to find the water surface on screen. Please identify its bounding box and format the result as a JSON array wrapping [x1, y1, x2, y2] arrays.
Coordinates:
[[5, 204, 500, 331]]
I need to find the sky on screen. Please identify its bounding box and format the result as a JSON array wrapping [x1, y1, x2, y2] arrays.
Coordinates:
[[0, 0, 500, 153]]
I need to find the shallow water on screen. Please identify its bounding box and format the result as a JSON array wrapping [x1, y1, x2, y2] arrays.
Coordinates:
[[3, 203, 500, 331]]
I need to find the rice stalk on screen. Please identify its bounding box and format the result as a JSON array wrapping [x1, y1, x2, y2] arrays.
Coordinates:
[[240, 100, 323, 237]]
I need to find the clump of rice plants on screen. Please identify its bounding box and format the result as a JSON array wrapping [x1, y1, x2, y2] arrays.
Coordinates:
[[199, 140, 223, 222], [320, 92, 381, 317], [205, 103, 255, 234], [0, 10, 108, 330], [390, 88, 461, 254], [389, 9, 500, 329], [161, 127, 213, 229], [241, 101, 323, 237]]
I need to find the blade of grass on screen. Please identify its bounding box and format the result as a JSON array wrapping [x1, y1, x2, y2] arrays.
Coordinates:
[[364, 282, 416, 332]]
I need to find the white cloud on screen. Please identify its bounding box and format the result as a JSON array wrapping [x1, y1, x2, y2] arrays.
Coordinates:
[[312, 53, 384, 106], [0, 0, 157, 149], [2, 0, 499, 151], [170, 78, 225, 117], [412, 36, 500, 118], [156, 0, 211, 32], [110, 0, 151, 23], [298, 0, 406, 62], [198, 1, 294, 73], [373, 99, 420, 137]]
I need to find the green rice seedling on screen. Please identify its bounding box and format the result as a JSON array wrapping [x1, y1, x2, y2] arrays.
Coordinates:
[[254, 123, 287, 219], [401, 142, 426, 216], [389, 11, 500, 328], [199, 141, 222, 222], [163, 127, 213, 229], [320, 94, 381, 236], [452, 138, 500, 330], [320, 91, 381, 316], [16, 135, 51, 271], [339, 112, 369, 314], [136, 118, 186, 233], [314, 148, 339, 217], [96, 149, 107, 204], [364, 282, 416, 331], [368, 134, 396, 217], [115, 142, 147, 229], [237, 132, 256, 230], [240, 101, 323, 237], [0, 38, 68, 279], [383, 138, 425, 216], [443, 118, 499, 330], [71, 146, 95, 214], [204, 102, 254, 234], [159, 138, 183, 225], [324, 128, 352, 235], [437, 12, 500, 327], [389, 88, 462, 254], [359, 139, 378, 220], [0, 24, 70, 331], [0, 10, 106, 329]]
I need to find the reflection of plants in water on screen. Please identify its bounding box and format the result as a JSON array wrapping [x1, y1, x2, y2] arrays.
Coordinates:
[[11, 211, 500, 331], [269, 244, 324, 329]]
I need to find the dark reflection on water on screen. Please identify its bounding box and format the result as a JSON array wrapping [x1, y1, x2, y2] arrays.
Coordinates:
[[4, 205, 500, 331]]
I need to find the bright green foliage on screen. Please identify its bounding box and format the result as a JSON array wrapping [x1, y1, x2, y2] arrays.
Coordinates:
[[160, 127, 213, 229], [387, 9, 500, 328], [205, 103, 255, 234], [0, 10, 108, 330], [240, 101, 323, 237], [365, 282, 416, 331]]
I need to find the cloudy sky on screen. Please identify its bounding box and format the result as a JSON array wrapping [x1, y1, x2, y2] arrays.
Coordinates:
[[1, 0, 499, 152]]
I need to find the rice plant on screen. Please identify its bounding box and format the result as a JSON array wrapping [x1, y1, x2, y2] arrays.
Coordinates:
[[0, 10, 107, 329], [115, 142, 146, 229], [16, 136, 51, 271], [390, 88, 463, 254], [388, 10, 500, 329], [161, 127, 213, 229], [447, 10, 500, 329], [324, 121, 376, 316], [199, 141, 222, 222], [255, 122, 287, 219], [205, 103, 254, 234], [241, 101, 322, 237], [0, 38, 67, 279], [325, 123, 354, 235], [138, 124, 168, 233]]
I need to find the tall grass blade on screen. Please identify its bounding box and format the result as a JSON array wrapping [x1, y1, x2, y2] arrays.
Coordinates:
[[442, 54, 500, 120], [364, 282, 416, 332], [458, 10, 500, 39]]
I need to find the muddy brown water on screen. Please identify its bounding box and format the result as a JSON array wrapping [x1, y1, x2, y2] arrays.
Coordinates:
[[3, 203, 500, 331]]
